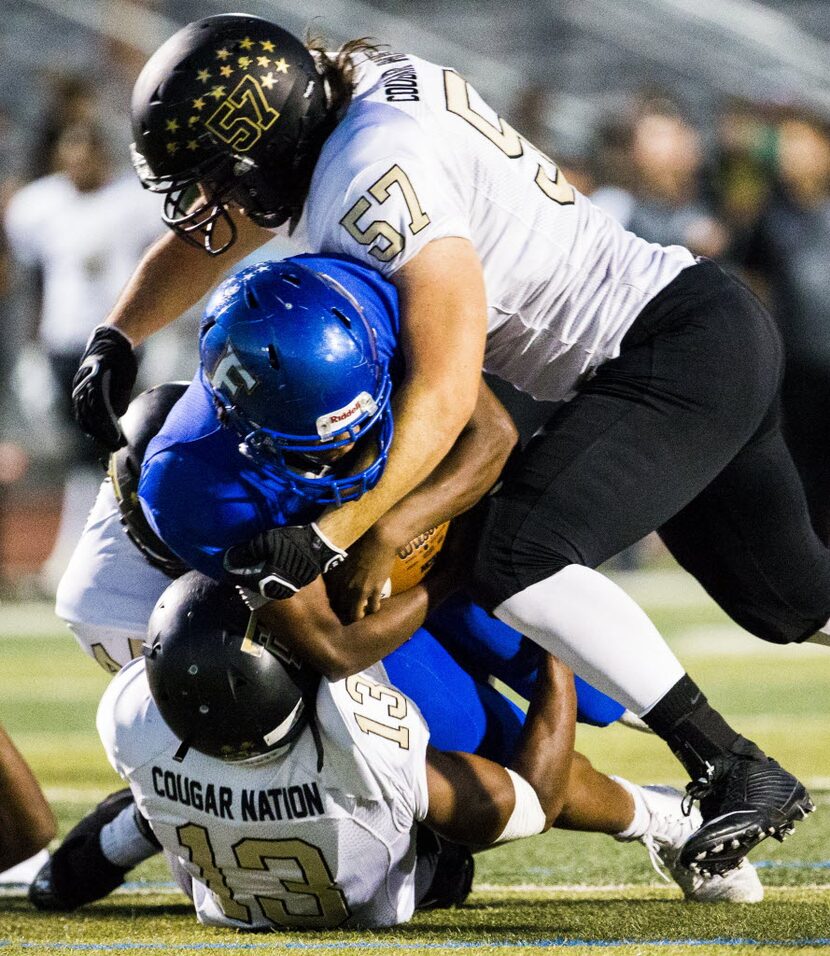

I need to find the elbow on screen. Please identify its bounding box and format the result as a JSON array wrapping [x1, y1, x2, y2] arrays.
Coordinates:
[[311, 644, 359, 683]]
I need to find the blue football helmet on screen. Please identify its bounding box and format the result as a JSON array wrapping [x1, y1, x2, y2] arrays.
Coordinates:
[[200, 259, 394, 506]]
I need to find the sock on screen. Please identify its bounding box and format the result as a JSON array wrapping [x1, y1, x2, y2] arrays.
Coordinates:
[[642, 674, 763, 778], [494, 565, 686, 713], [610, 776, 650, 841], [99, 804, 160, 870]]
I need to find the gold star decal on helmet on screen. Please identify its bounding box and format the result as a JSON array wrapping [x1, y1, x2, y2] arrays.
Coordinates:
[[257, 55, 270, 68], [238, 56, 252, 69], [166, 142, 178, 154], [274, 58, 289, 73], [220, 65, 233, 77], [239, 37, 254, 50], [260, 72, 276, 90], [186, 139, 199, 151], [165, 118, 180, 133], [197, 68, 211, 83], [192, 97, 206, 110], [216, 47, 230, 60], [209, 85, 226, 100], [260, 39, 276, 52], [188, 115, 199, 126]]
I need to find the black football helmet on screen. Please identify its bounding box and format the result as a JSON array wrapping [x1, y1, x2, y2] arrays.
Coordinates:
[[108, 382, 189, 578], [144, 572, 320, 761], [130, 13, 334, 254]]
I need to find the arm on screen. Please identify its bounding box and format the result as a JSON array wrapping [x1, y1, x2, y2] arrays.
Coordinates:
[[329, 378, 517, 618], [255, 558, 457, 682], [369, 378, 516, 546], [316, 237, 488, 550], [0, 725, 56, 870], [72, 208, 271, 449], [423, 655, 576, 846], [107, 208, 271, 346]]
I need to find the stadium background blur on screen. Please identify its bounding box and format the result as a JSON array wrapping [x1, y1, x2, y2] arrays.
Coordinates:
[[2, 0, 830, 591]]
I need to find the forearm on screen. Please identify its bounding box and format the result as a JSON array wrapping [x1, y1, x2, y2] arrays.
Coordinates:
[[257, 572, 452, 681], [318, 378, 474, 549], [107, 216, 270, 346], [508, 658, 576, 826], [0, 725, 56, 869], [369, 381, 517, 547]]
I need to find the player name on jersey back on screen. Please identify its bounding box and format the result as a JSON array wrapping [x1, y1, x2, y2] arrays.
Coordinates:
[[150, 766, 324, 823]]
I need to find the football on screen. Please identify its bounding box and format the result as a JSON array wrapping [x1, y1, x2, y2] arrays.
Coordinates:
[[384, 521, 450, 596]]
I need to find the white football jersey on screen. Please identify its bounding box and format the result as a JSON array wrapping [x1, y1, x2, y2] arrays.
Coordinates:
[[304, 51, 695, 401], [98, 658, 432, 929]]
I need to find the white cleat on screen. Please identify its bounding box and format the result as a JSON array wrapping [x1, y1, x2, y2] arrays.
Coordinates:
[[633, 785, 764, 903]]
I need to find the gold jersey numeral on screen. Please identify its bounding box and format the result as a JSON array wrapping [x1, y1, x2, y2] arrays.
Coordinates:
[[205, 75, 280, 153], [176, 825, 350, 928], [177, 823, 251, 922], [443, 69, 574, 206], [346, 674, 410, 749], [340, 165, 431, 262], [234, 837, 350, 928]]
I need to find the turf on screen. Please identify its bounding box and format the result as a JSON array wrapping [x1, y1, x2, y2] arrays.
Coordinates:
[[1, 572, 829, 955]]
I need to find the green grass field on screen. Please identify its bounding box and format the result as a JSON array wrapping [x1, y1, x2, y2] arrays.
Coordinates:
[[1, 569, 829, 955]]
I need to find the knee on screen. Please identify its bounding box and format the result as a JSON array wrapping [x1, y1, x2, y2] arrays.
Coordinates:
[[728, 603, 828, 646], [470, 521, 581, 612]]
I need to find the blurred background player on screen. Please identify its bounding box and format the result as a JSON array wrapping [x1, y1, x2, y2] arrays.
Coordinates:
[[3, 119, 163, 594]]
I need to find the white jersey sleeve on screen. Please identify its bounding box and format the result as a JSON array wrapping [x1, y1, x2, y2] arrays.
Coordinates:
[[307, 104, 471, 276], [319, 667, 431, 827]]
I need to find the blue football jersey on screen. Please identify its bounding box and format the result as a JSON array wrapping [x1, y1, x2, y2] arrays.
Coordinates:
[[138, 253, 402, 580]]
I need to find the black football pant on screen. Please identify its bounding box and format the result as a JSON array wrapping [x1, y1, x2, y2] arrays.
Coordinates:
[[472, 259, 830, 644]]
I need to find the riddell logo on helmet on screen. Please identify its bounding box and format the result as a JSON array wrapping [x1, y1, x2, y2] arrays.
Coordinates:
[[317, 392, 378, 439]]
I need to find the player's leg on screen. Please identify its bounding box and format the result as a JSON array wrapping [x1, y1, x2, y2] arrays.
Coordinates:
[[471, 260, 814, 871], [654, 405, 828, 867], [0, 725, 55, 873], [555, 756, 762, 902], [55, 478, 173, 673], [426, 593, 625, 727], [28, 788, 161, 910], [659, 403, 830, 647]]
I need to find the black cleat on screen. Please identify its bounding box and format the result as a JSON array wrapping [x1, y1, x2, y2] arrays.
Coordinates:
[[28, 789, 136, 911], [679, 755, 815, 876], [416, 834, 475, 911]]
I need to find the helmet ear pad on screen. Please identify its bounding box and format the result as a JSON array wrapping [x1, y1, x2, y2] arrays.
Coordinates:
[[145, 571, 319, 761], [200, 259, 395, 507]]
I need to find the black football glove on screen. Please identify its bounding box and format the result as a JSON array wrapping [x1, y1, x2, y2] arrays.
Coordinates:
[[72, 326, 138, 451], [223, 523, 347, 600]]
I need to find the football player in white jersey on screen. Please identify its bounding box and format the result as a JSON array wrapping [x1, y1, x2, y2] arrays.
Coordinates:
[[70, 14, 823, 873], [98, 572, 761, 930]]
